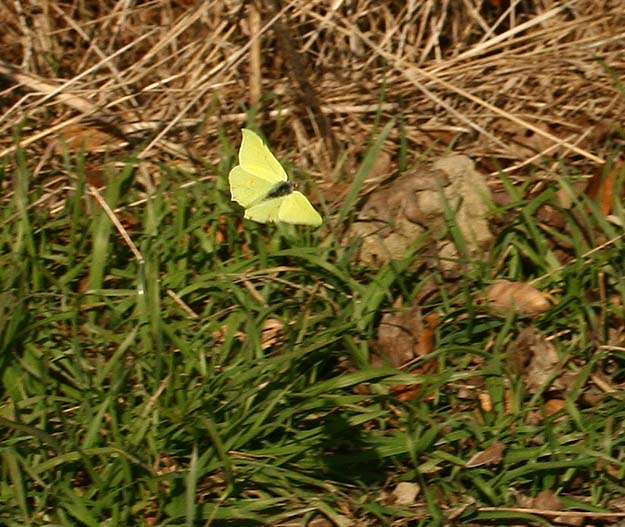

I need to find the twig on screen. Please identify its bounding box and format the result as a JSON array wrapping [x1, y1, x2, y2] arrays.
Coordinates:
[[89, 184, 144, 264]]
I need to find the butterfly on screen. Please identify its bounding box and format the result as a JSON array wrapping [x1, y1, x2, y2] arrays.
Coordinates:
[[228, 128, 322, 226]]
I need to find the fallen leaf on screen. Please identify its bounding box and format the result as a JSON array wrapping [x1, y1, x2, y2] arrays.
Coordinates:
[[390, 384, 427, 402], [596, 460, 621, 479], [525, 410, 542, 426], [212, 317, 286, 350], [516, 489, 562, 511], [57, 122, 125, 152], [544, 398, 566, 415], [465, 440, 505, 468], [507, 327, 565, 393], [585, 157, 623, 216], [493, 119, 569, 159], [553, 514, 583, 525], [554, 178, 588, 210], [504, 388, 514, 414], [478, 392, 492, 412], [525, 341, 559, 392], [535, 204, 567, 231], [486, 280, 551, 316], [392, 482, 420, 505], [371, 303, 432, 368], [260, 318, 284, 350], [214, 214, 229, 245], [372, 303, 440, 401]]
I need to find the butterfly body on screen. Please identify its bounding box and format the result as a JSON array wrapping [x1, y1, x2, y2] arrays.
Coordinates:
[[266, 181, 294, 199], [228, 129, 322, 226]]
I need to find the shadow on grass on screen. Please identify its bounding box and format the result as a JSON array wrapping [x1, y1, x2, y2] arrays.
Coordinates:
[[318, 412, 385, 485]]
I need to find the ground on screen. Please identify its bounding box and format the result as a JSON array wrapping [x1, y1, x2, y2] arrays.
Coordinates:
[[0, 2, 625, 526]]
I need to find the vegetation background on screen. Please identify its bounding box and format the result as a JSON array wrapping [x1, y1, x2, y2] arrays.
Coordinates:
[[1, 1, 625, 525]]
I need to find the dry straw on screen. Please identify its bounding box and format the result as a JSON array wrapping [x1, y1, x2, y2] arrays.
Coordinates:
[[0, 1, 623, 205]]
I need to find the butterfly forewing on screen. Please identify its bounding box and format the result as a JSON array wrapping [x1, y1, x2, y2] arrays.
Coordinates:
[[238, 129, 287, 183], [229, 166, 276, 208]]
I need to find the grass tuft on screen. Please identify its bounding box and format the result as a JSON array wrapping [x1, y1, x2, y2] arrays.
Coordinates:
[[0, 136, 624, 525]]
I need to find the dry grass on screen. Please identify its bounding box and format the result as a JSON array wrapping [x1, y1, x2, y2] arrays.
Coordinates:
[[1, 0, 623, 203]]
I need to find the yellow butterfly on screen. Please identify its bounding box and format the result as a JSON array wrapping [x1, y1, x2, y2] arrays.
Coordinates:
[[228, 129, 322, 226]]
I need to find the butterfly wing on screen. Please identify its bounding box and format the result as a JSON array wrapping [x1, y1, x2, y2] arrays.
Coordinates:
[[228, 129, 288, 208], [243, 197, 284, 224], [278, 191, 323, 226], [228, 166, 276, 208], [238, 129, 287, 183]]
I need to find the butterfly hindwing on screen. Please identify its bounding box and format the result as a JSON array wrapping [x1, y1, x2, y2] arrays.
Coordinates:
[[244, 193, 322, 226], [278, 191, 322, 226], [243, 197, 283, 223]]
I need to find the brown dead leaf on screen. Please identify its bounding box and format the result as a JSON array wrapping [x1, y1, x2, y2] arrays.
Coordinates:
[[525, 341, 559, 393], [372, 302, 427, 368], [596, 460, 621, 479], [416, 326, 435, 357], [477, 387, 514, 415], [486, 280, 551, 316], [507, 327, 566, 393], [585, 157, 623, 216], [581, 386, 604, 407], [465, 440, 505, 468], [323, 180, 350, 206], [478, 392, 492, 412], [516, 489, 562, 511], [525, 410, 543, 426], [390, 384, 427, 402], [392, 482, 420, 505], [212, 326, 244, 345], [211, 318, 284, 351], [535, 204, 567, 231], [553, 515, 584, 526], [554, 178, 588, 210], [544, 398, 566, 415], [517, 492, 580, 527], [260, 318, 284, 350], [57, 122, 124, 153], [372, 303, 440, 401], [214, 214, 230, 245]]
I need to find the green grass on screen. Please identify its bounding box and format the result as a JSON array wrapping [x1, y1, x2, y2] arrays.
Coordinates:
[[1, 137, 625, 527]]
